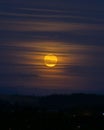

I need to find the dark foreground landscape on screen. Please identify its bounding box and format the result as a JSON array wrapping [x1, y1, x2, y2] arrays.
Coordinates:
[[0, 94, 104, 130]]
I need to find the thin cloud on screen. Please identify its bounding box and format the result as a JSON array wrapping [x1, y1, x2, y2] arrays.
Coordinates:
[[19, 7, 67, 13], [0, 12, 103, 22], [0, 19, 104, 32]]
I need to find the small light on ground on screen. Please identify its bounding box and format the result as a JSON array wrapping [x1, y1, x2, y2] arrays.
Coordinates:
[[102, 113, 104, 116], [77, 125, 80, 129]]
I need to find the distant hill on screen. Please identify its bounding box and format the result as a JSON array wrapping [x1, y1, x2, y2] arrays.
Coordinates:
[[0, 93, 104, 110]]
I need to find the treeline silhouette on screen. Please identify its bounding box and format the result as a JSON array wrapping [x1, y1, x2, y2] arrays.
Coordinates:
[[0, 93, 104, 130]]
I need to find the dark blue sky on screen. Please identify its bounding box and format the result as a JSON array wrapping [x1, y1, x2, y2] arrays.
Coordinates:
[[0, 0, 104, 95]]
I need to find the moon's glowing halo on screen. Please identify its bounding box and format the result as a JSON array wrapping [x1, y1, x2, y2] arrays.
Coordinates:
[[44, 54, 58, 67]]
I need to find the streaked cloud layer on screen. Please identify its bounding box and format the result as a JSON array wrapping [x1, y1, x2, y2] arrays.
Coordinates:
[[0, 0, 104, 95]]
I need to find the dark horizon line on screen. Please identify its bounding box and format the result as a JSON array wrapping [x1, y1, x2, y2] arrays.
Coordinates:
[[0, 92, 104, 97]]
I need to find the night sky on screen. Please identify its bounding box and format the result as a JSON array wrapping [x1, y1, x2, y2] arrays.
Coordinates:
[[0, 0, 104, 95]]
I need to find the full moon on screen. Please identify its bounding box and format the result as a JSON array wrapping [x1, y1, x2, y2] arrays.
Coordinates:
[[44, 54, 57, 67]]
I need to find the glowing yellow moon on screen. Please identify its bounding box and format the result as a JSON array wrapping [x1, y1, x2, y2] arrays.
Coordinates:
[[44, 54, 57, 67]]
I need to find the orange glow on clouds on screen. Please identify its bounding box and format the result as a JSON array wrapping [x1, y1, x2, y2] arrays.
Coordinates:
[[7, 41, 94, 90]]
